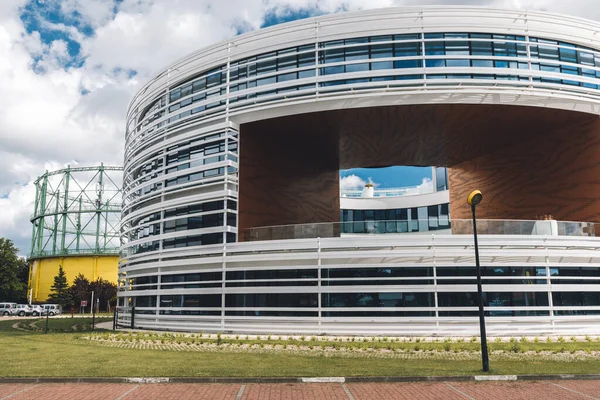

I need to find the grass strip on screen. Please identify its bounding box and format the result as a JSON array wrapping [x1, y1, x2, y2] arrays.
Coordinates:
[[2, 320, 600, 377]]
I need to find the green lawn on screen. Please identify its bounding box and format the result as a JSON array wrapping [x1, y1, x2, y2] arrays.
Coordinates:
[[2, 319, 600, 377]]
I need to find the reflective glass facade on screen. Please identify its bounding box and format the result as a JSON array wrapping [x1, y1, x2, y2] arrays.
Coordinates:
[[127, 266, 600, 316], [340, 203, 450, 233]]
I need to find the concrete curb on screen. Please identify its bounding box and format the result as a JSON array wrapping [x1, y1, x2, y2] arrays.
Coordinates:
[[2, 375, 600, 384]]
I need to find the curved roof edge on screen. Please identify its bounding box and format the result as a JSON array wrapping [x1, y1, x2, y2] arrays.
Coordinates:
[[128, 6, 600, 114]]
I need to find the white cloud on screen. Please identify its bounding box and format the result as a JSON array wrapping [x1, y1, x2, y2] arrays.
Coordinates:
[[404, 178, 434, 196], [2, 0, 600, 254], [0, 183, 36, 254], [340, 174, 367, 190]]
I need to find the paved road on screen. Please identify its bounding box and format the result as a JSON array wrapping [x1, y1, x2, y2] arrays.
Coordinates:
[[1, 380, 600, 400]]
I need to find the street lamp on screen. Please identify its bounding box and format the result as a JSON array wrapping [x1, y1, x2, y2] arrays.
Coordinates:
[[467, 189, 490, 372]]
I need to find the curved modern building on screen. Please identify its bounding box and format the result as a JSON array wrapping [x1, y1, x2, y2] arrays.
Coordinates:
[[119, 6, 600, 335], [29, 165, 122, 302]]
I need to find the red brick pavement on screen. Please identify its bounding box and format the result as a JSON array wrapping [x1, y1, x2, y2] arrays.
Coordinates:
[[346, 382, 468, 400], [241, 383, 349, 400], [0, 384, 34, 399], [0, 380, 599, 400], [450, 381, 589, 400], [5, 383, 137, 400]]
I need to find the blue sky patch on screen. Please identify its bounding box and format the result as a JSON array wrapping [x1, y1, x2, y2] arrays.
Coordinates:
[[20, 0, 93, 69], [261, 7, 325, 28]]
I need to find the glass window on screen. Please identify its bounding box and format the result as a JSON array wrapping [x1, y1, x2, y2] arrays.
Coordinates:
[[226, 293, 317, 308], [227, 269, 317, 280], [192, 79, 206, 93], [538, 45, 559, 60], [436, 167, 448, 191], [446, 59, 469, 67], [425, 41, 444, 56], [426, 59, 445, 68], [346, 63, 369, 73], [322, 292, 434, 307], [371, 43, 393, 59], [160, 294, 221, 308], [135, 296, 156, 307], [445, 41, 469, 55], [169, 89, 181, 102], [396, 41, 421, 57], [346, 45, 369, 61], [181, 84, 192, 97], [471, 41, 493, 56]]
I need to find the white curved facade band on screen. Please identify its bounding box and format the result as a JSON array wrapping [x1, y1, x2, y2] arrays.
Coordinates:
[[120, 6, 600, 334]]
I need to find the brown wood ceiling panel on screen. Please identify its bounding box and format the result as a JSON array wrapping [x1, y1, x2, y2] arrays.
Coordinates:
[[239, 103, 600, 232]]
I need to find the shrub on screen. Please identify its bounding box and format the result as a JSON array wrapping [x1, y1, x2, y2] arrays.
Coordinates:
[[470, 336, 477, 343], [495, 337, 502, 343], [444, 343, 452, 352], [558, 336, 565, 343], [510, 342, 520, 353]]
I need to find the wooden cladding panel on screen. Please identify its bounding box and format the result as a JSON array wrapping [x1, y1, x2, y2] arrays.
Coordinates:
[[449, 116, 600, 222], [238, 117, 340, 237], [239, 103, 600, 233]]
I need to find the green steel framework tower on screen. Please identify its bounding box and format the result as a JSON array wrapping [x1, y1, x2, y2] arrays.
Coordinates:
[[29, 165, 123, 259]]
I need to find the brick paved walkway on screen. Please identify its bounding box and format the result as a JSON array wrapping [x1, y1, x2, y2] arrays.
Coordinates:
[[1, 380, 600, 399]]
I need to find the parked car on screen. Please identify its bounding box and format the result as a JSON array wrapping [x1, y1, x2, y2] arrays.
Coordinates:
[[42, 304, 62, 316], [14, 304, 33, 317], [0, 302, 17, 316], [30, 305, 44, 316]]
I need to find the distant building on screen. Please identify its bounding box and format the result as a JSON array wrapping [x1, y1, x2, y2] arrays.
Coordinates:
[[28, 165, 121, 303]]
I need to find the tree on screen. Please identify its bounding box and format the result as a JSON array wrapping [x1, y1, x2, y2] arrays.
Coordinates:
[[89, 278, 117, 312], [0, 238, 28, 302], [67, 274, 90, 311], [47, 265, 70, 307]]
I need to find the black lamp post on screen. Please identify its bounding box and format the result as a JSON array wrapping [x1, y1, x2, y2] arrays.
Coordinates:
[[467, 189, 489, 373]]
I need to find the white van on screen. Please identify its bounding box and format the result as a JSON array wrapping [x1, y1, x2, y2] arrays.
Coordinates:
[[42, 304, 62, 316], [0, 302, 17, 316]]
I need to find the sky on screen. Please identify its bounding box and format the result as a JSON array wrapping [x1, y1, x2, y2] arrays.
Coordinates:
[[2, 0, 600, 255]]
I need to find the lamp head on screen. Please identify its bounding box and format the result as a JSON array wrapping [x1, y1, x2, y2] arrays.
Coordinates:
[[467, 190, 483, 207]]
